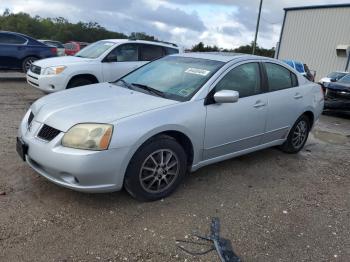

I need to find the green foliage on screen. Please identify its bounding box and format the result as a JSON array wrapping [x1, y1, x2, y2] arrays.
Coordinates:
[[0, 9, 128, 43], [191, 41, 275, 58], [129, 32, 157, 41], [192, 42, 219, 52]]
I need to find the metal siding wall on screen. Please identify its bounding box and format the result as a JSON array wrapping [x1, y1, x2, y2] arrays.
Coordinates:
[[278, 8, 350, 80]]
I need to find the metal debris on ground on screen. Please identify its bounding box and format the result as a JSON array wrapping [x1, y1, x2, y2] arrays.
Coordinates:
[[176, 217, 241, 262]]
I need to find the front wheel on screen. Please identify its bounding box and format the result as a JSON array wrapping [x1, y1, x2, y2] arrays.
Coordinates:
[[124, 136, 187, 201], [280, 115, 310, 154]]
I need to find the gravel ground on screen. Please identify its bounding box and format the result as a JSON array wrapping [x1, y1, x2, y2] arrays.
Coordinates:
[[0, 80, 349, 262]]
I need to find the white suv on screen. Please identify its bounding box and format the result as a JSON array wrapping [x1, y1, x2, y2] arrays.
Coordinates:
[[26, 39, 181, 93]]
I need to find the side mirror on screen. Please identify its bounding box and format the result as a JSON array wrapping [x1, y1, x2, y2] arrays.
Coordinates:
[[213, 90, 239, 104], [103, 55, 118, 63], [330, 78, 336, 82]]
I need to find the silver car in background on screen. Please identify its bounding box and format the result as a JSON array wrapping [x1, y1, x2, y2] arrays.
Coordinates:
[[17, 53, 324, 201], [38, 40, 66, 56]]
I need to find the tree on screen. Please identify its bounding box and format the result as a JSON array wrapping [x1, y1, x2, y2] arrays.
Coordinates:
[[190, 41, 275, 58], [0, 10, 128, 43], [129, 32, 157, 41]]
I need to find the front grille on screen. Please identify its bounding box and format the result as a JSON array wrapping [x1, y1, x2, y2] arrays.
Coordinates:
[[37, 125, 61, 141], [30, 64, 41, 75], [28, 112, 34, 126]]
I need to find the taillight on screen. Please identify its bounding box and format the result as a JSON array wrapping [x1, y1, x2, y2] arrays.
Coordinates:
[[50, 47, 57, 55]]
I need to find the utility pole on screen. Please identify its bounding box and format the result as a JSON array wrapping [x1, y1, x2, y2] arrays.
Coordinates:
[[252, 0, 263, 55]]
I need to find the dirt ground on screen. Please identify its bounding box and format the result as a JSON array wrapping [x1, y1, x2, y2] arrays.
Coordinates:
[[0, 79, 349, 262]]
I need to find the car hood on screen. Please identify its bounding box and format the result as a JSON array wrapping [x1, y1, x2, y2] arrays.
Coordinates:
[[31, 83, 179, 132], [319, 77, 330, 83], [33, 56, 96, 68], [327, 82, 350, 91]]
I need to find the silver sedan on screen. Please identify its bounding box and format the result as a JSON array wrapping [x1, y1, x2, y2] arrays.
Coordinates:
[[17, 53, 324, 201]]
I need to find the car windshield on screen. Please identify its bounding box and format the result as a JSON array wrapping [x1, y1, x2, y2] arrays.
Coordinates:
[[75, 41, 114, 58], [116, 56, 224, 101], [338, 74, 350, 83], [327, 72, 347, 80]]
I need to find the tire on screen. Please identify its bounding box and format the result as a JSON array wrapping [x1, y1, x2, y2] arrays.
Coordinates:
[[280, 115, 310, 154], [22, 56, 38, 72], [124, 135, 188, 201], [67, 77, 94, 89]]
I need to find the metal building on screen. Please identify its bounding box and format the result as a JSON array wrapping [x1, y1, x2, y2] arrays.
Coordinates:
[[276, 4, 350, 81]]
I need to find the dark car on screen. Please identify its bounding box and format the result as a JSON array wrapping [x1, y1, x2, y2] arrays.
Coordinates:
[[324, 73, 350, 113], [0, 31, 57, 72]]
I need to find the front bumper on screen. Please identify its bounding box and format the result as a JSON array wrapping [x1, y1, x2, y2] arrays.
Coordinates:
[[26, 71, 67, 93], [324, 99, 350, 113], [18, 111, 129, 193]]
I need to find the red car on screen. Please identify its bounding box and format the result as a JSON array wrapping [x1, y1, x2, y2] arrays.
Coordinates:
[[64, 41, 89, 56]]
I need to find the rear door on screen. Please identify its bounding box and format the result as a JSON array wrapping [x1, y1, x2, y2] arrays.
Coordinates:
[[0, 33, 27, 69], [203, 62, 268, 160], [261, 62, 304, 143]]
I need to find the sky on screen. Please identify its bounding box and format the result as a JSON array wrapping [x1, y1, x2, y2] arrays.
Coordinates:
[[1, 0, 349, 49]]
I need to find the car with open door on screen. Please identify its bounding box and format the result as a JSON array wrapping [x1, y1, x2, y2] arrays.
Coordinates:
[[17, 53, 324, 201]]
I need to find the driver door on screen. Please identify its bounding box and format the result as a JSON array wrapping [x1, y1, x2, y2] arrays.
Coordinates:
[[101, 43, 144, 82], [203, 62, 268, 160]]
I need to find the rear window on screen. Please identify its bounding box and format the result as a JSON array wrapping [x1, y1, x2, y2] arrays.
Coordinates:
[[0, 33, 26, 44], [140, 44, 164, 61], [64, 43, 76, 50]]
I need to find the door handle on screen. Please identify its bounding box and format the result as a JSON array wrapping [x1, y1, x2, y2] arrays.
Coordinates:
[[253, 101, 266, 108], [294, 93, 303, 99]]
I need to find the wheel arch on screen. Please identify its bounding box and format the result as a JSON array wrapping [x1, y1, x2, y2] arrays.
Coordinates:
[[302, 110, 315, 128], [133, 130, 195, 169], [66, 73, 99, 88]]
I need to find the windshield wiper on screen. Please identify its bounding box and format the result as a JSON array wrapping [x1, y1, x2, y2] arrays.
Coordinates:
[[119, 79, 134, 90], [131, 83, 166, 98]]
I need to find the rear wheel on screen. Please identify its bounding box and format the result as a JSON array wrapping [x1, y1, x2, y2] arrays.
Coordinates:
[[67, 77, 95, 89], [280, 115, 310, 154], [124, 136, 187, 201], [22, 56, 38, 72]]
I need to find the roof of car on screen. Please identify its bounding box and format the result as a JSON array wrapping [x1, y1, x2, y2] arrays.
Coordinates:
[[99, 39, 179, 48], [173, 52, 265, 63]]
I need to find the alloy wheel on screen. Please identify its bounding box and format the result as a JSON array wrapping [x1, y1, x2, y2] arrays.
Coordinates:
[[139, 149, 179, 194], [292, 120, 308, 149], [25, 59, 35, 72]]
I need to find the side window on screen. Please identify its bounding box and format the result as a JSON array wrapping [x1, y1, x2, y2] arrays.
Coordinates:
[[265, 63, 298, 92], [106, 44, 139, 62], [140, 44, 164, 61], [215, 63, 261, 98], [0, 33, 26, 44], [165, 47, 179, 55]]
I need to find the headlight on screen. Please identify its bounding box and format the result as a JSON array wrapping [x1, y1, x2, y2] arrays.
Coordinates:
[[62, 124, 113, 150], [42, 66, 66, 75]]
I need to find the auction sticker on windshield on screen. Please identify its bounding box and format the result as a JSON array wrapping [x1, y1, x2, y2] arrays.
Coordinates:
[[185, 68, 210, 76]]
